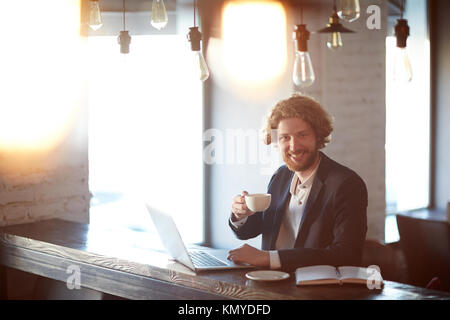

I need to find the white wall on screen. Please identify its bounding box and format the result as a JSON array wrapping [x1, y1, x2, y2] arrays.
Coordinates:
[[0, 110, 89, 226]]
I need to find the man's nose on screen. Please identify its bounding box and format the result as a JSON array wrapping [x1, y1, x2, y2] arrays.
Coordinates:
[[289, 137, 302, 151]]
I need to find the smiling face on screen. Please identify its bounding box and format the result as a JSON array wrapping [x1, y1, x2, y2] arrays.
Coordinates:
[[277, 117, 320, 173]]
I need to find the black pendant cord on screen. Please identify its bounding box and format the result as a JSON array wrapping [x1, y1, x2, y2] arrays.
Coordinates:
[[333, 0, 337, 12], [400, 0, 404, 19], [300, 5, 304, 25], [123, 0, 126, 30], [194, 0, 197, 28]]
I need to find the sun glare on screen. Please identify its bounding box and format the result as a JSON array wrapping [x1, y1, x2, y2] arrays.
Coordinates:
[[221, 0, 287, 86], [0, 0, 82, 152]]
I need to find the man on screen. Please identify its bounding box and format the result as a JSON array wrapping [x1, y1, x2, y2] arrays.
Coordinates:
[[227, 94, 368, 271]]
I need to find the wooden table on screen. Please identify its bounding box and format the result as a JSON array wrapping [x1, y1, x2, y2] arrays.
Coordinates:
[[1, 219, 449, 300]]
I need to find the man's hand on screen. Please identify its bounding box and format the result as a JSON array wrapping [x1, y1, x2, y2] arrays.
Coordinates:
[[227, 244, 270, 267], [231, 191, 255, 222]]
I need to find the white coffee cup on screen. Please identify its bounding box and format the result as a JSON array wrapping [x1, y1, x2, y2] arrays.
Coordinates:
[[245, 193, 271, 212]]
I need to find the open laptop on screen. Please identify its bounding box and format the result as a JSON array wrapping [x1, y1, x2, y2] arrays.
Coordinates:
[[147, 205, 253, 272]]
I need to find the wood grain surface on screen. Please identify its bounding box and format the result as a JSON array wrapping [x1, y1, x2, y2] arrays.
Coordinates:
[[1, 219, 449, 300]]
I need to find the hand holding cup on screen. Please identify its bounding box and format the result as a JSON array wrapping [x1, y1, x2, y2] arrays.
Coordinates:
[[231, 191, 271, 222], [231, 191, 253, 222]]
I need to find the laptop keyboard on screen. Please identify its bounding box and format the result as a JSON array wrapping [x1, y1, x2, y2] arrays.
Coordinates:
[[189, 251, 227, 267]]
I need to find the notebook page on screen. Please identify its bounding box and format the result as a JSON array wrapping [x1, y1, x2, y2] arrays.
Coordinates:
[[337, 266, 369, 281], [296, 265, 339, 282]]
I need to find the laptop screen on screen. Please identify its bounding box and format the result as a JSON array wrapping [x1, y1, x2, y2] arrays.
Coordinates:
[[147, 205, 195, 270]]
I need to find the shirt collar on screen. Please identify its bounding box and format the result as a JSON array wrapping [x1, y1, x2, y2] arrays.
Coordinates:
[[289, 154, 321, 196]]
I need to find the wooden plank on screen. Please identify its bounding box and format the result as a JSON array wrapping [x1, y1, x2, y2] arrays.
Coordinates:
[[0, 230, 299, 300], [0, 243, 226, 300]]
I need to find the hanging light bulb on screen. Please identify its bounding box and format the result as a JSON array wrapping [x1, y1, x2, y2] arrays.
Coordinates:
[[187, 1, 209, 81], [293, 24, 315, 88], [327, 30, 343, 50], [118, 0, 131, 54], [88, 0, 103, 31], [151, 0, 168, 30], [318, 1, 354, 50], [194, 50, 210, 82], [393, 47, 412, 82], [393, 10, 412, 82], [337, 0, 360, 22], [187, 27, 209, 81]]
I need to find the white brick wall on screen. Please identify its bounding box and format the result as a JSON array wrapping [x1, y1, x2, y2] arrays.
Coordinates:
[[0, 95, 89, 227], [318, 0, 387, 241], [0, 164, 90, 226]]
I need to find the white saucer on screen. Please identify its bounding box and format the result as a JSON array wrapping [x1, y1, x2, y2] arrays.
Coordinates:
[[245, 270, 290, 281]]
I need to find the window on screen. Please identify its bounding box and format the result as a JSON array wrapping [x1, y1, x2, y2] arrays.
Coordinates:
[[87, 35, 204, 245], [385, 0, 430, 242]]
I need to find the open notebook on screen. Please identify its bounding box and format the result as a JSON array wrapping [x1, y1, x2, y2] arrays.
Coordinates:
[[295, 265, 383, 287]]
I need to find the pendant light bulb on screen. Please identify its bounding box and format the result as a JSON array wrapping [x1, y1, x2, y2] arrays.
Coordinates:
[[327, 32, 343, 50], [393, 47, 412, 82], [151, 0, 168, 30], [293, 52, 315, 88], [293, 24, 315, 88], [187, 27, 209, 82], [194, 51, 210, 82], [88, 0, 103, 31], [394, 18, 412, 82], [337, 0, 360, 22]]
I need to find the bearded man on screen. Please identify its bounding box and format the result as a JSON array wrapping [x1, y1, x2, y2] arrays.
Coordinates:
[[227, 94, 368, 271]]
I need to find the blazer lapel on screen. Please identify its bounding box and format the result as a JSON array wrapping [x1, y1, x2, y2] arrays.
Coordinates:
[[269, 171, 293, 249]]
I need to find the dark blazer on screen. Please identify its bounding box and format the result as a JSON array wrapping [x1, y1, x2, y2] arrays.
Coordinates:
[[229, 152, 368, 271]]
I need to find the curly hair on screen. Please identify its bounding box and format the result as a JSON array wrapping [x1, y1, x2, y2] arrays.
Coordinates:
[[262, 93, 334, 149]]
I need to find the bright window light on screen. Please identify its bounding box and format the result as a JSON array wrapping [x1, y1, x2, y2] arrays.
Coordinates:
[[88, 35, 203, 244], [221, 0, 287, 85], [385, 35, 430, 213], [0, 0, 82, 152]]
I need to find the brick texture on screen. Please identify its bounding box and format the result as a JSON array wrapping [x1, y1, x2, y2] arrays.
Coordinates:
[[317, 0, 387, 241], [0, 99, 89, 226], [0, 163, 89, 226]]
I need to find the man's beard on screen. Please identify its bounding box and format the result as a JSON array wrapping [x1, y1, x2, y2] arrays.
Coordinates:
[[283, 148, 319, 172]]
